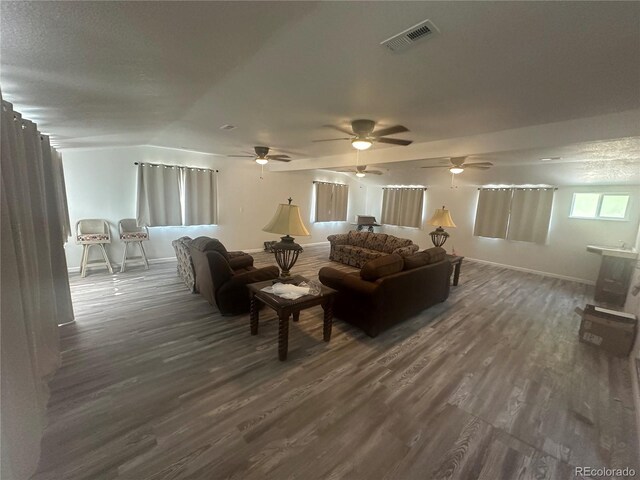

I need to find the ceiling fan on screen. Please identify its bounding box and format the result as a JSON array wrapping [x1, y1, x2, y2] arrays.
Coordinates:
[[314, 119, 413, 150], [334, 165, 383, 178], [421, 156, 493, 174], [228, 146, 291, 165]]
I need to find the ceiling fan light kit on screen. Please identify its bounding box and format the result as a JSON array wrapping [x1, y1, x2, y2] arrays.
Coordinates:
[[255, 158, 269, 165], [449, 166, 464, 174], [355, 172, 366, 178], [351, 138, 373, 150]]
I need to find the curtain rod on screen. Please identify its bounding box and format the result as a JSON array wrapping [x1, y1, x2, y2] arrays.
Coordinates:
[[383, 187, 428, 190], [313, 181, 348, 185], [134, 162, 219, 173], [477, 187, 558, 190]]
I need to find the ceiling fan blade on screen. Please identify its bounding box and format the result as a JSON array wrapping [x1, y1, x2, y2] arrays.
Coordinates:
[[269, 157, 292, 163], [420, 165, 449, 169], [312, 137, 351, 143], [376, 137, 413, 146], [227, 154, 255, 158], [323, 125, 354, 136], [334, 169, 357, 173], [267, 154, 291, 160], [464, 165, 492, 169], [372, 125, 408, 137], [464, 161, 494, 167], [366, 170, 383, 175]]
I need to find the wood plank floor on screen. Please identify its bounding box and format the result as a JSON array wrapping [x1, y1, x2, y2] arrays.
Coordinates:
[[33, 245, 638, 480]]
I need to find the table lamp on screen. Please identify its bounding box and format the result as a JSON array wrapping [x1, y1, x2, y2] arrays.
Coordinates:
[[426, 205, 456, 248], [262, 198, 310, 279]]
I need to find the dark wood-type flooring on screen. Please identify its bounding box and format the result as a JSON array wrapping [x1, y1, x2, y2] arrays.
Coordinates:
[[33, 245, 639, 479]]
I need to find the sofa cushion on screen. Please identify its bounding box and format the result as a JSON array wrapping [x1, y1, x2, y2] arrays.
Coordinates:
[[403, 247, 447, 271], [347, 230, 370, 248], [363, 233, 388, 251], [360, 254, 404, 281], [382, 235, 412, 254]]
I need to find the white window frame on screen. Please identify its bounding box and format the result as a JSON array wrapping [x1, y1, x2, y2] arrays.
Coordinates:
[[569, 192, 630, 221]]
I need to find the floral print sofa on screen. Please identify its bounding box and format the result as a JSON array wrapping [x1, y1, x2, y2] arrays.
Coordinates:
[[327, 231, 419, 268]]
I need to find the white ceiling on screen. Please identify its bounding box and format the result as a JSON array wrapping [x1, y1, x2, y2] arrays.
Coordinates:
[[1, 1, 639, 183]]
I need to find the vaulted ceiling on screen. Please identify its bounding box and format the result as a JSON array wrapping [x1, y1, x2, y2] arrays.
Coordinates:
[[1, 1, 639, 182]]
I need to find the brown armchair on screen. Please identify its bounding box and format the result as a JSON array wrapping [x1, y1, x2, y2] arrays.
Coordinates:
[[190, 237, 279, 315]]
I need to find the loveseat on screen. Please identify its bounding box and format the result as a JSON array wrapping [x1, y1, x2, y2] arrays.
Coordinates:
[[189, 237, 279, 315], [327, 231, 419, 268], [319, 247, 451, 337]]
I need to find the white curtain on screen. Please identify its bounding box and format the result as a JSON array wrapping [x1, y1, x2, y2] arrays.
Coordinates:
[[183, 167, 218, 226], [315, 182, 348, 222], [136, 163, 182, 227], [1, 97, 74, 480], [507, 188, 555, 243], [381, 187, 424, 228], [473, 188, 512, 239]]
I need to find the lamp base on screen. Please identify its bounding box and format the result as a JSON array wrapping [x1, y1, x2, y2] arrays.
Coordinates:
[[429, 227, 449, 248], [271, 235, 303, 278]]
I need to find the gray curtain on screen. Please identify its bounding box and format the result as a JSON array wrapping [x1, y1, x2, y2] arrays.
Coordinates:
[[381, 187, 424, 228], [136, 163, 182, 227], [1, 96, 74, 480], [183, 167, 218, 226], [315, 182, 348, 222], [507, 188, 555, 243], [473, 188, 512, 239]]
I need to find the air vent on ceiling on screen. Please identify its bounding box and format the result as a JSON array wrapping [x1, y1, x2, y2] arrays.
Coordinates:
[[380, 19, 438, 52]]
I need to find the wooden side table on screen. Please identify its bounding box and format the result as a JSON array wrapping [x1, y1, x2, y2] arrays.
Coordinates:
[[446, 254, 464, 286], [247, 277, 337, 361]]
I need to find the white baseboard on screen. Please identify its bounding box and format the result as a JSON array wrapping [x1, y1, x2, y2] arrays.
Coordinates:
[[465, 257, 595, 285]]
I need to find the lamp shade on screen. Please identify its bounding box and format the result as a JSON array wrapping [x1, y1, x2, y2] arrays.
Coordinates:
[[263, 203, 311, 236], [426, 206, 456, 228]]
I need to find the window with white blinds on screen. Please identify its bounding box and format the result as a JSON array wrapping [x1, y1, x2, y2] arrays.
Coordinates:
[[381, 187, 425, 228], [315, 182, 349, 222]]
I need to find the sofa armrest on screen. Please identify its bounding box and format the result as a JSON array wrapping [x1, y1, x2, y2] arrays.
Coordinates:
[[226, 266, 280, 288], [327, 233, 349, 245], [393, 244, 419, 257], [319, 267, 378, 297], [228, 253, 254, 270]]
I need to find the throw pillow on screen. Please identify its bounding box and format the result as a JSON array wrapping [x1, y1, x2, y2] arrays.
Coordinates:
[[360, 254, 404, 281]]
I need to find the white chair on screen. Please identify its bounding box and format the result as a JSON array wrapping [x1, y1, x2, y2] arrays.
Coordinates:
[[119, 219, 150, 272], [76, 219, 114, 277]]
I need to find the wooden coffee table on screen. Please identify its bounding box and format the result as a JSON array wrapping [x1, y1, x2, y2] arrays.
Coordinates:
[[248, 276, 337, 361]]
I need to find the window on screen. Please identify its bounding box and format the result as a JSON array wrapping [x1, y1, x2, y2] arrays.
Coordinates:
[[381, 187, 425, 228], [136, 163, 218, 226], [570, 193, 629, 220], [474, 187, 555, 244], [315, 182, 348, 222]]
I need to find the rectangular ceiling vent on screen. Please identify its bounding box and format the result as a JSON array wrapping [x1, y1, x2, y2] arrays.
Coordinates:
[[380, 19, 438, 52]]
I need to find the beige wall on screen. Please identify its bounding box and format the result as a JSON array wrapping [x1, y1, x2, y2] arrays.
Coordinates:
[[62, 146, 366, 269], [365, 184, 640, 284]]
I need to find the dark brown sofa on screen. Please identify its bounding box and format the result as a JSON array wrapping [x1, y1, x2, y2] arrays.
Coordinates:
[[190, 237, 279, 315], [327, 231, 419, 268], [319, 247, 452, 337]]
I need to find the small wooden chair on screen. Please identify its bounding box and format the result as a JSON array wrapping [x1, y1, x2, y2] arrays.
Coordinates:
[[119, 219, 150, 272], [76, 219, 114, 277]]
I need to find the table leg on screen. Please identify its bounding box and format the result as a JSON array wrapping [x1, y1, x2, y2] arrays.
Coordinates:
[[322, 298, 333, 342], [453, 261, 462, 286], [250, 294, 259, 335], [278, 313, 289, 361], [292, 312, 300, 322]]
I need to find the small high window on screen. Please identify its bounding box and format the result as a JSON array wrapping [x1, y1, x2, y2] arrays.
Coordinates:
[[570, 193, 629, 220]]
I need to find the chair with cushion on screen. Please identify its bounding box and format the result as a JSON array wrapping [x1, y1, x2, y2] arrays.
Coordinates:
[[172, 236, 197, 292], [189, 236, 279, 315], [76, 219, 114, 277], [118, 218, 150, 272], [319, 247, 451, 337]]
